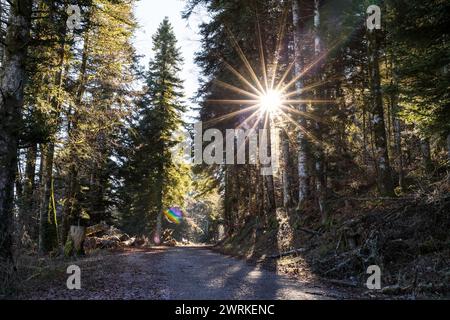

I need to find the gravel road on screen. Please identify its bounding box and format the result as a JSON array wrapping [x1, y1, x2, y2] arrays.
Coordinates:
[[22, 246, 346, 300]]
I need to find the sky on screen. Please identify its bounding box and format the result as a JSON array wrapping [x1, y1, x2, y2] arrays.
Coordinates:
[[133, 0, 208, 111]]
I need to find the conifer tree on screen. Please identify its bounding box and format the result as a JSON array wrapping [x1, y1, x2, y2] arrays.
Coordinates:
[[120, 18, 189, 235]]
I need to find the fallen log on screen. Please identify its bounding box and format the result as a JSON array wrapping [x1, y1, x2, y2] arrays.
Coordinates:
[[381, 284, 411, 295], [345, 196, 415, 201], [321, 278, 359, 288], [86, 222, 109, 236], [268, 248, 307, 259], [298, 227, 320, 235]]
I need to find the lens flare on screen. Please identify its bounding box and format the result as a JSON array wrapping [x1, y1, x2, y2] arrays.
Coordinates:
[[163, 207, 183, 224]]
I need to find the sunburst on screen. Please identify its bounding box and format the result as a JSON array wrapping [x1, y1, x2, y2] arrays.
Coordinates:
[[204, 5, 341, 145]]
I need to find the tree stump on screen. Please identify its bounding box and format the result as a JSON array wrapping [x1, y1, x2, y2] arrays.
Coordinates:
[[65, 226, 86, 256]]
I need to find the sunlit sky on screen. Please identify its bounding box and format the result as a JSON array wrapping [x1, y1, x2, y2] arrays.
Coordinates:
[[133, 0, 208, 111]]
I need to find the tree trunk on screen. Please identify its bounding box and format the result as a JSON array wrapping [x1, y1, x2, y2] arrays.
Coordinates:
[[390, 55, 405, 191], [62, 24, 90, 244], [232, 164, 241, 225], [367, 28, 395, 196], [15, 154, 23, 200], [447, 133, 450, 167], [420, 138, 433, 174], [393, 117, 405, 190], [38, 15, 68, 252], [224, 165, 235, 236], [38, 144, 58, 253], [312, 0, 328, 223], [280, 24, 293, 210], [282, 131, 293, 208], [0, 0, 5, 67], [292, 0, 311, 207], [21, 144, 37, 237], [261, 126, 276, 215], [0, 0, 32, 268], [155, 169, 164, 232]]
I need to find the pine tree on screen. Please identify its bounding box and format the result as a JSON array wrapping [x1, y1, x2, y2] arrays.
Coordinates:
[[120, 18, 189, 236], [60, 0, 137, 247]]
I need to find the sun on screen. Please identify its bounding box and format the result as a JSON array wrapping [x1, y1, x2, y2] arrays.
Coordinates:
[[203, 9, 336, 132], [259, 89, 283, 114]]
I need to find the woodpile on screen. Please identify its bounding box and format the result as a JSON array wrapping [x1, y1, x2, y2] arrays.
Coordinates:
[[161, 229, 177, 246], [83, 222, 148, 251], [83, 222, 183, 252]]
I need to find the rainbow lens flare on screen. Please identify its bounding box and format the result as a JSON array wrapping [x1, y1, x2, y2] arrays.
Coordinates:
[[163, 207, 183, 224]]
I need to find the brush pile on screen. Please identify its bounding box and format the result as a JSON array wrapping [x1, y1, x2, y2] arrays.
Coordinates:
[[84, 222, 147, 251]]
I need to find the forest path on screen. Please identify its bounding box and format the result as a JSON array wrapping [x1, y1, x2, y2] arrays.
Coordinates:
[[147, 246, 344, 300], [22, 246, 348, 300]]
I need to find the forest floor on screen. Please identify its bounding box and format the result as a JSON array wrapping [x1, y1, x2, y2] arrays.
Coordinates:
[[218, 184, 450, 299], [9, 182, 450, 300], [15, 246, 353, 300]]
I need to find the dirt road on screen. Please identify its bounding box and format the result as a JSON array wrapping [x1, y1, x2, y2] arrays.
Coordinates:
[[22, 246, 347, 300]]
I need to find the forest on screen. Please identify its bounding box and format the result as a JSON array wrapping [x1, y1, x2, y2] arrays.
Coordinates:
[[0, 0, 449, 300]]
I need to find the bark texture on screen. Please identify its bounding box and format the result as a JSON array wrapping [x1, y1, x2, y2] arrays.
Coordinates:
[[367, 28, 395, 196], [292, 0, 311, 206], [0, 0, 32, 267]]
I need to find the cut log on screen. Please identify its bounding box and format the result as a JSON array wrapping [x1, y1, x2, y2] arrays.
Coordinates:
[[119, 233, 130, 241], [122, 237, 136, 247]]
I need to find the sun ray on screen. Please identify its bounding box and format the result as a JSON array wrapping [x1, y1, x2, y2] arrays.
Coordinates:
[[280, 104, 330, 125], [278, 108, 334, 151], [275, 59, 296, 92], [270, 5, 289, 90], [203, 16, 351, 145], [262, 109, 270, 130], [235, 112, 263, 151], [222, 60, 262, 96], [277, 108, 321, 145], [278, 37, 344, 93], [256, 10, 269, 91], [277, 123, 297, 146], [281, 77, 340, 99], [224, 26, 265, 94], [213, 79, 260, 100], [270, 109, 299, 147], [283, 99, 335, 104], [205, 99, 261, 105], [236, 108, 261, 130], [202, 105, 260, 128]]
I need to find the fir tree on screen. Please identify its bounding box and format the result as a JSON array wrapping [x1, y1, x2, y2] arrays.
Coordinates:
[[120, 18, 189, 235]]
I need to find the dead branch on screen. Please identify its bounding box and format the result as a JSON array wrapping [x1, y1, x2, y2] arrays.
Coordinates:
[[268, 248, 307, 259]]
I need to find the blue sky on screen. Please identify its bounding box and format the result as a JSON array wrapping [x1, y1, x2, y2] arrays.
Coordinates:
[[133, 0, 208, 111]]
